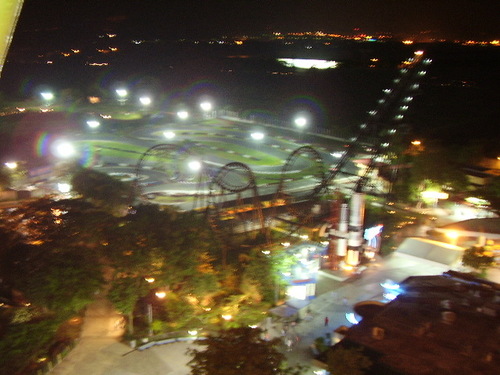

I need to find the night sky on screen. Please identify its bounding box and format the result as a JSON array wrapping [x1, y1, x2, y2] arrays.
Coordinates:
[[14, 0, 500, 41]]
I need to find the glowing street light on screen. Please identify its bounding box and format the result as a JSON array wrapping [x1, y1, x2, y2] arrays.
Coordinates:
[[115, 88, 127, 98], [177, 110, 189, 120], [155, 291, 167, 299], [86, 120, 100, 129], [163, 130, 176, 139], [57, 182, 71, 193], [188, 160, 202, 172], [200, 101, 212, 112], [115, 88, 128, 105], [53, 141, 76, 158], [40, 91, 54, 102], [250, 131, 264, 141], [294, 116, 307, 128], [139, 96, 152, 106], [4, 161, 17, 169], [445, 231, 459, 246]]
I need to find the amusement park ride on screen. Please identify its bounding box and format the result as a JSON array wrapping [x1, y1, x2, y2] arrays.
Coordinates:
[[1, 1, 430, 271], [180, 48, 431, 270], [131, 49, 430, 270]]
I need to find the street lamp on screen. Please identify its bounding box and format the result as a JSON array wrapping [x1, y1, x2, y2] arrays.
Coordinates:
[[115, 88, 128, 105], [52, 140, 76, 159], [163, 130, 175, 140], [57, 182, 71, 194], [4, 161, 17, 169], [139, 96, 152, 107], [200, 101, 212, 112], [40, 91, 54, 102], [250, 131, 264, 141], [294, 116, 307, 128], [188, 160, 202, 172], [147, 289, 166, 336], [86, 119, 100, 129], [40, 91, 54, 110], [200, 101, 213, 118], [177, 110, 189, 120]]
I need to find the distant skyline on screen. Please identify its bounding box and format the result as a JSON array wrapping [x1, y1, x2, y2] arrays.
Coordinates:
[[13, 0, 500, 44]]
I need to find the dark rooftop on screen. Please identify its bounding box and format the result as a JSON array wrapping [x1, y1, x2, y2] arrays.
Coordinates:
[[341, 271, 500, 375]]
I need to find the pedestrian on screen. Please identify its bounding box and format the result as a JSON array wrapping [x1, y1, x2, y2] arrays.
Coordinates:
[[324, 316, 329, 326]]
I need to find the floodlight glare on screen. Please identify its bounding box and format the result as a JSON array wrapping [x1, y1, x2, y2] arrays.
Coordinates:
[[139, 96, 151, 106], [177, 110, 189, 120], [115, 88, 128, 98], [163, 131, 176, 139], [86, 120, 100, 129], [294, 117, 307, 128], [200, 101, 212, 111], [251, 132, 264, 140], [188, 160, 202, 171], [41, 92, 54, 101], [53, 141, 76, 158]]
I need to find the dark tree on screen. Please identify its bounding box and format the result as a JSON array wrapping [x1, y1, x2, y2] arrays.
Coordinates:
[[71, 168, 135, 215], [462, 246, 495, 273], [1, 243, 103, 317], [327, 346, 372, 375], [187, 327, 304, 375]]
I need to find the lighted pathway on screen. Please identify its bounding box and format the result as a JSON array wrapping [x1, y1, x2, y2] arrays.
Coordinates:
[[49, 296, 194, 375]]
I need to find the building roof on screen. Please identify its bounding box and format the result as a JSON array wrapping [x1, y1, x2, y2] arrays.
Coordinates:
[[340, 272, 500, 375], [438, 218, 500, 236]]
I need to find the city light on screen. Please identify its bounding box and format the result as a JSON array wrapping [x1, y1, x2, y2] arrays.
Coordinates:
[[278, 58, 338, 69]]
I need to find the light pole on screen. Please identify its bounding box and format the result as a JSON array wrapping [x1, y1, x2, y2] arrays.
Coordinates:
[[40, 91, 54, 110], [177, 110, 189, 121], [52, 140, 76, 159], [139, 96, 152, 113], [200, 101, 213, 119], [251, 131, 265, 151], [86, 119, 100, 131], [294, 115, 308, 142], [163, 130, 176, 140], [115, 88, 128, 105], [147, 289, 166, 336]]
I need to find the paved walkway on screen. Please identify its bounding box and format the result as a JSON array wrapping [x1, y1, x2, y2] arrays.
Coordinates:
[[50, 296, 194, 375], [50, 245, 444, 374]]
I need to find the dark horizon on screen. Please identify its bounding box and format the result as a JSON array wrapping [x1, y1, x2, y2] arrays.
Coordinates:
[[12, 0, 500, 44]]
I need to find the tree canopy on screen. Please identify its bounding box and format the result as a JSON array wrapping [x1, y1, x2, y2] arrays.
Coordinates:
[[327, 345, 372, 375], [187, 327, 304, 375], [71, 168, 135, 215]]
